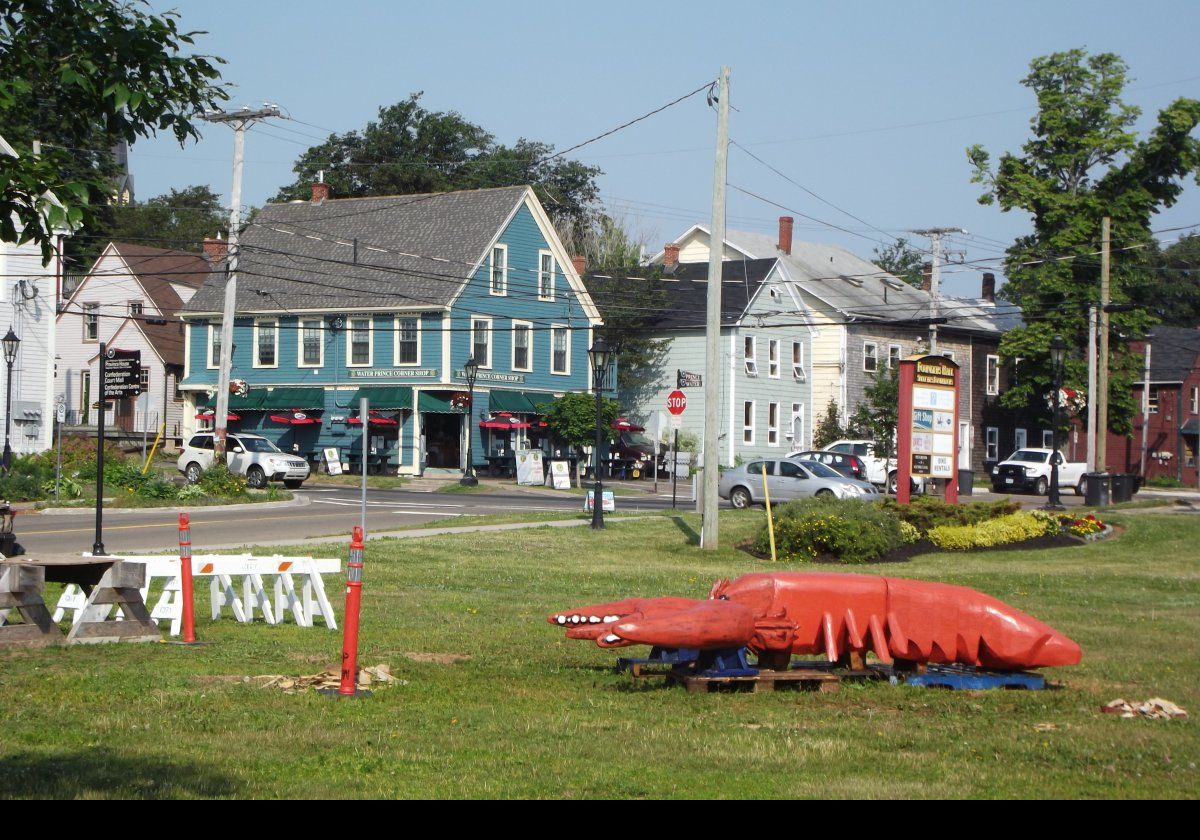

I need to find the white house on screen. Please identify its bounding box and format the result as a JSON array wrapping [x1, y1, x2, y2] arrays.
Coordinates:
[[57, 241, 210, 446], [0, 133, 66, 457]]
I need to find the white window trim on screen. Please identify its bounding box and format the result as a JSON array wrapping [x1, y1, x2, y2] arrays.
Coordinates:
[[863, 341, 878, 373], [790, 403, 804, 445], [1015, 428, 1028, 451], [298, 318, 325, 368], [83, 302, 99, 342], [767, 402, 780, 446], [128, 300, 144, 316], [206, 323, 222, 370], [393, 315, 422, 367], [792, 341, 806, 381], [1191, 386, 1199, 414], [742, 400, 755, 445], [1148, 386, 1159, 414], [471, 317, 493, 369], [347, 316, 374, 368], [888, 344, 902, 369], [986, 426, 999, 461], [551, 323, 571, 376], [1042, 429, 1054, 449], [744, 335, 758, 376], [537, 250, 555, 302], [252, 319, 278, 369], [80, 371, 91, 414], [512, 319, 533, 372], [489, 244, 508, 297], [768, 339, 780, 379], [986, 354, 1000, 395]]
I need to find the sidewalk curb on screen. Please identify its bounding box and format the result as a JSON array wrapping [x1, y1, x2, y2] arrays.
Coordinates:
[[34, 493, 310, 516]]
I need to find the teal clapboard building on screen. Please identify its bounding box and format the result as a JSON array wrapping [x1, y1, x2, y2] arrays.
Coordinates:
[[179, 184, 602, 475]]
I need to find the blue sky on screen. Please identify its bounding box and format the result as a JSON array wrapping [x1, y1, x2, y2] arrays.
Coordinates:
[[136, 0, 1200, 296]]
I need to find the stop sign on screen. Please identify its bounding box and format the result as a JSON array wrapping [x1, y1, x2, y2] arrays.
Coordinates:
[[667, 390, 687, 415]]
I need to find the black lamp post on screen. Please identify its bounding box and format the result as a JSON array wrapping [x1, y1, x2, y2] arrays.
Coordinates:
[[2, 327, 19, 474], [460, 355, 479, 486], [1044, 334, 1067, 511], [588, 338, 613, 530]]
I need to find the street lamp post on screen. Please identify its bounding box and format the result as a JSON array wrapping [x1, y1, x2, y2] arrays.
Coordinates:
[[1045, 334, 1067, 511], [2, 328, 19, 474], [460, 356, 479, 487], [588, 338, 613, 530]]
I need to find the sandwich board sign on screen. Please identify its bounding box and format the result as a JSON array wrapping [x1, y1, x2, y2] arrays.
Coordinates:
[[323, 447, 343, 476], [547, 459, 571, 490], [584, 489, 615, 513], [515, 449, 545, 486]]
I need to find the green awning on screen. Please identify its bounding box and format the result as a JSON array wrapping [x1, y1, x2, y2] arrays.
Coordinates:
[[259, 387, 327, 411], [198, 391, 266, 410], [346, 386, 413, 410], [1183, 419, 1199, 436], [418, 391, 466, 414], [487, 390, 550, 414]]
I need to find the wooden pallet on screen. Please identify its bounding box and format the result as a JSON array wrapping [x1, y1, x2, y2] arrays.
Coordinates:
[[670, 667, 844, 694]]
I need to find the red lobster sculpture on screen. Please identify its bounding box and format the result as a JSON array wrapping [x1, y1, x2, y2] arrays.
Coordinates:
[[549, 572, 1081, 671]]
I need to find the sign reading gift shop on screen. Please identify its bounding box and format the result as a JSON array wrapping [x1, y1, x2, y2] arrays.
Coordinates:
[[896, 355, 960, 505]]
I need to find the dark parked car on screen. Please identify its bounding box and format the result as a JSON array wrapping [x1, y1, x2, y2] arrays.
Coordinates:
[[787, 450, 869, 483]]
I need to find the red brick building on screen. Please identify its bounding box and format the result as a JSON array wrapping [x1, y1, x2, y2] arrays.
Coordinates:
[[1102, 326, 1200, 485]]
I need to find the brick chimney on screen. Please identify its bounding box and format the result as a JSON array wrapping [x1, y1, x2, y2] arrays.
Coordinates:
[[202, 236, 227, 263], [777, 216, 794, 256], [921, 261, 933, 293], [981, 272, 996, 303], [311, 179, 330, 204], [664, 243, 680, 267], [571, 255, 586, 276]]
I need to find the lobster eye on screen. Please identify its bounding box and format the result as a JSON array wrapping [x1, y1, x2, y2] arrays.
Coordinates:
[[718, 594, 730, 601]]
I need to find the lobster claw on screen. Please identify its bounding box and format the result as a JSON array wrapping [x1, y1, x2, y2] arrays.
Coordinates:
[[548, 596, 701, 644], [604, 599, 757, 650]]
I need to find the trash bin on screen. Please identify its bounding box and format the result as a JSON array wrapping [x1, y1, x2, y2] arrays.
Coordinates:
[[1084, 472, 1110, 507], [957, 468, 974, 496], [1111, 473, 1134, 503]]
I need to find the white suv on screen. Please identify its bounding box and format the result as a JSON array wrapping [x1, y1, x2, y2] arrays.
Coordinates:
[[809, 439, 925, 494], [177, 433, 310, 489]]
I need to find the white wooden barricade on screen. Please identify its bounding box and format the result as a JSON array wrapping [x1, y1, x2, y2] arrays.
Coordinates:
[[52, 554, 340, 636]]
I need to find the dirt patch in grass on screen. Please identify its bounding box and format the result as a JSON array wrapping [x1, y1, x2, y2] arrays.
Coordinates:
[[402, 651, 471, 665]]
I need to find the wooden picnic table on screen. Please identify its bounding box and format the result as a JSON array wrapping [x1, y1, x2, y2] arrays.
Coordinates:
[[0, 555, 160, 648]]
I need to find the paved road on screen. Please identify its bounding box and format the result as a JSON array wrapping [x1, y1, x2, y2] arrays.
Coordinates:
[[15, 485, 686, 555]]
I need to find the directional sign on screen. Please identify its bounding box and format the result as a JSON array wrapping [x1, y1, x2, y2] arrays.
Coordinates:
[[103, 348, 141, 399], [667, 390, 687, 416], [677, 370, 702, 388]]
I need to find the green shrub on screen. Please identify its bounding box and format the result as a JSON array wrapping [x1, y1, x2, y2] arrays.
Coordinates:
[[927, 511, 1052, 550], [879, 496, 1020, 534], [898, 520, 921, 544], [40, 475, 82, 499], [176, 484, 208, 502], [756, 497, 905, 563], [1146, 475, 1183, 489], [198, 463, 247, 497], [0, 471, 45, 501]]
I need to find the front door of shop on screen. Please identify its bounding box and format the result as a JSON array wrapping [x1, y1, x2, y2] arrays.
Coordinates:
[[423, 413, 461, 469]]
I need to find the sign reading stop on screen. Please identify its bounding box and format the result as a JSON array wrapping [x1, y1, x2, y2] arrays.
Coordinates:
[[667, 390, 687, 415]]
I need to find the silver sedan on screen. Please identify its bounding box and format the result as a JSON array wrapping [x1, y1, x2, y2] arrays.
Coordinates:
[[718, 458, 879, 509]]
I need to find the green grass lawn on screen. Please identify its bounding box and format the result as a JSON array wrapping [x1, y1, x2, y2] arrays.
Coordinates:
[[1, 511, 1196, 798]]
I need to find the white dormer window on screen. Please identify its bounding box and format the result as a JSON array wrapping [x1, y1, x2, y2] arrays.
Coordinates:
[[744, 335, 758, 376], [490, 245, 508, 296], [768, 339, 780, 378], [792, 341, 806, 381]]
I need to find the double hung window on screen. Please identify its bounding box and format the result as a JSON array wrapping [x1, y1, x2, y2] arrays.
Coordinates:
[[394, 317, 419, 365], [300, 319, 324, 367], [551, 326, 569, 375], [349, 317, 372, 366], [255, 320, 277, 368], [512, 322, 532, 371], [472, 319, 492, 368]]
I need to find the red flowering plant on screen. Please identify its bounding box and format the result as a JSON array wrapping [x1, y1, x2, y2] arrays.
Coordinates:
[[1066, 513, 1104, 537]]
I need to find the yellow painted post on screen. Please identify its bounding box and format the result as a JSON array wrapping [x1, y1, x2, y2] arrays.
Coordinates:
[[142, 423, 166, 475], [761, 463, 777, 562]]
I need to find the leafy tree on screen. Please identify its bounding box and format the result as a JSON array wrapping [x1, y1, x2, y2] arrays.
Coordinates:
[[849, 367, 900, 491], [873, 237, 925, 288], [813, 400, 846, 448], [967, 50, 1200, 435], [0, 0, 227, 264], [1134, 233, 1200, 326], [272, 93, 601, 240], [75, 185, 226, 262], [538, 392, 619, 487]]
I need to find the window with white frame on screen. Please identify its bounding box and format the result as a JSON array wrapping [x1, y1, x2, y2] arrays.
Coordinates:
[[791, 403, 804, 444], [1042, 429, 1054, 449], [888, 344, 902, 369], [792, 341, 805, 380], [551, 325, 570, 375], [512, 321, 532, 372], [743, 401, 755, 444], [744, 336, 758, 376], [207, 323, 222, 369], [254, 319, 277, 368], [768, 402, 780, 446], [394, 317, 420, 365], [1015, 428, 1027, 451], [986, 427, 999, 461], [300, 318, 324, 367], [863, 341, 878, 373], [83, 303, 99, 341], [128, 300, 143, 317], [139, 368, 149, 391], [1192, 386, 1198, 414], [943, 350, 955, 362], [986, 354, 1000, 395], [348, 317, 372, 366], [538, 252, 555, 301], [80, 371, 91, 414], [1148, 386, 1159, 414], [768, 340, 780, 378], [490, 245, 507, 295], [472, 318, 492, 368]]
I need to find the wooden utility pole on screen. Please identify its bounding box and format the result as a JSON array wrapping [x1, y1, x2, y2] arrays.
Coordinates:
[[1139, 341, 1151, 476], [201, 106, 281, 458], [701, 67, 730, 551], [1086, 304, 1098, 472], [1097, 216, 1111, 472], [911, 227, 965, 354]]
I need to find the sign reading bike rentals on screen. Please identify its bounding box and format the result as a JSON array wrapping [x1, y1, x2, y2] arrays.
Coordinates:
[[102, 348, 141, 399], [907, 356, 958, 479]]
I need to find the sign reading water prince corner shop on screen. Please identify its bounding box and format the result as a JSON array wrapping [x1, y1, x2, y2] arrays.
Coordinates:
[[349, 368, 437, 378], [896, 354, 960, 505], [453, 369, 526, 384]]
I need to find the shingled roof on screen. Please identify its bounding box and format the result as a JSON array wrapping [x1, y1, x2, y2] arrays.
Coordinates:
[[106, 242, 209, 314], [1141, 326, 1200, 383], [182, 186, 530, 314]]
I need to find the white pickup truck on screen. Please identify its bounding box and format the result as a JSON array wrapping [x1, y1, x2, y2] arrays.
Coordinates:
[[990, 448, 1088, 496]]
